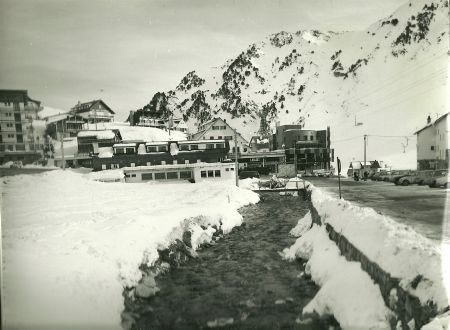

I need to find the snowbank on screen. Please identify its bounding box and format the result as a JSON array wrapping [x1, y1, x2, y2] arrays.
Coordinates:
[[1, 170, 259, 329], [239, 177, 260, 190], [308, 183, 448, 311], [283, 223, 393, 328]]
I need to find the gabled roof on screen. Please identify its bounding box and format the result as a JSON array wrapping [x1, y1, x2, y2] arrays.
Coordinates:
[[191, 117, 249, 144], [71, 99, 115, 114], [414, 112, 449, 134]]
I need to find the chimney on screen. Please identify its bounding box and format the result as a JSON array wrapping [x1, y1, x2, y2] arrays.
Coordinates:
[[427, 115, 431, 124]]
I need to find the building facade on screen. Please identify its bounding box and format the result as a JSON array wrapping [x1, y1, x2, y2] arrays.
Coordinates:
[[189, 118, 250, 155], [45, 114, 85, 140], [415, 113, 449, 170], [271, 124, 333, 172], [92, 139, 230, 171], [0, 90, 46, 164], [71, 100, 114, 124]]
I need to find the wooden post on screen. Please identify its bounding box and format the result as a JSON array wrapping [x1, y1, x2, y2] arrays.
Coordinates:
[[234, 129, 238, 187], [61, 119, 65, 170]]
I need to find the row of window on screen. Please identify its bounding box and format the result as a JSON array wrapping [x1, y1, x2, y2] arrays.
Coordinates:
[[212, 125, 227, 130], [200, 170, 222, 178], [127, 170, 193, 181], [102, 159, 204, 169], [114, 143, 227, 155]]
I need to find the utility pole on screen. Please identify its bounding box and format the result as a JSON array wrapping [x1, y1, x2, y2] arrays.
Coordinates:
[[60, 119, 65, 170], [363, 134, 367, 180], [293, 142, 297, 176], [234, 129, 239, 187]]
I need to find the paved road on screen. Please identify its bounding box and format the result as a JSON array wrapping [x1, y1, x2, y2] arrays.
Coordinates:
[[306, 177, 450, 244]]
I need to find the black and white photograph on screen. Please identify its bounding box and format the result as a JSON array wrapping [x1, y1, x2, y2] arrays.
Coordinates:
[[0, 0, 449, 329]]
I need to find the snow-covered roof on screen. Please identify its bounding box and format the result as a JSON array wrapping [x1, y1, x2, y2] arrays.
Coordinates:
[[180, 139, 226, 144], [145, 141, 169, 146], [77, 130, 116, 140], [123, 162, 233, 172], [38, 106, 69, 119], [113, 143, 137, 148]]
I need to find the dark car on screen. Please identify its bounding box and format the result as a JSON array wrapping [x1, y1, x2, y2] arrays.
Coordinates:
[[427, 170, 448, 188], [239, 171, 260, 179], [390, 170, 413, 185]]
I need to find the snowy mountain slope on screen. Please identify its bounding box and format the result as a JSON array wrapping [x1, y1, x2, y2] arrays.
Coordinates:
[[140, 0, 448, 168]]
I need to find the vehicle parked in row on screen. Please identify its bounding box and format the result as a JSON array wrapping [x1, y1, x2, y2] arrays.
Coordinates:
[[434, 172, 450, 188], [378, 171, 392, 182], [371, 170, 388, 181], [427, 170, 448, 188], [397, 172, 420, 186], [390, 170, 413, 184], [416, 170, 435, 185]]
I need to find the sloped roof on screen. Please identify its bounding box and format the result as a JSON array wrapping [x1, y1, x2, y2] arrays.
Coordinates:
[[414, 112, 449, 134], [191, 117, 249, 144], [71, 99, 115, 114]]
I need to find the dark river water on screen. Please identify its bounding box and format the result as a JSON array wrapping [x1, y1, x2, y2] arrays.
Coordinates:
[[129, 193, 338, 330]]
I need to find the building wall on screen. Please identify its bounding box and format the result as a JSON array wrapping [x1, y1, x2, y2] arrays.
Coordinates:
[[0, 91, 44, 164], [416, 126, 436, 162], [434, 116, 449, 161], [93, 148, 229, 171]]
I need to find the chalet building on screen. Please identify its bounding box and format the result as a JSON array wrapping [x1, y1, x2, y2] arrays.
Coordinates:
[[346, 160, 381, 178], [92, 139, 230, 171], [414, 113, 449, 170], [131, 113, 188, 133], [189, 118, 250, 155], [71, 100, 114, 124], [45, 113, 85, 140], [0, 90, 46, 164], [271, 124, 333, 172], [54, 129, 121, 168]]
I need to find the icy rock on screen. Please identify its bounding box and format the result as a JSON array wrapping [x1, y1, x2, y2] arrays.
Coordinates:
[[135, 275, 159, 298]]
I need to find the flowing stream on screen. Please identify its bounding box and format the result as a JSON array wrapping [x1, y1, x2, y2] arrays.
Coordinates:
[[128, 193, 338, 329]]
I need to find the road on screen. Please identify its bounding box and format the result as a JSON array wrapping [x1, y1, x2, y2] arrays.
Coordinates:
[[306, 177, 450, 244]]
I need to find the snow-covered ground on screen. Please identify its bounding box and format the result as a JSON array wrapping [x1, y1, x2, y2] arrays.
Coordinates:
[[282, 183, 450, 329], [1, 170, 259, 329]]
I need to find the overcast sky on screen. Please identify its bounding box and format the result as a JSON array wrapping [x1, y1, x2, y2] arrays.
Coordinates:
[[0, 0, 406, 120]]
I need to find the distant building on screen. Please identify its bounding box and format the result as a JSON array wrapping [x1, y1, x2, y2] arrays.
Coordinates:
[[71, 100, 114, 124], [249, 136, 270, 152], [54, 129, 121, 168], [45, 113, 85, 140], [347, 160, 381, 178], [414, 113, 449, 170], [189, 118, 250, 155], [271, 124, 333, 172], [133, 114, 188, 133], [92, 139, 230, 171], [0, 90, 46, 164]]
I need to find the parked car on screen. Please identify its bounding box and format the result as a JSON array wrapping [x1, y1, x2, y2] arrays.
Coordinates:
[[427, 170, 448, 187], [390, 170, 413, 184], [9, 161, 23, 169], [416, 170, 435, 185], [238, 171, 260, 179], [378, 171, 392, 182], [397, 172, 420, 186], [434, 173, 450, 188], [371, 170, 387, 181]]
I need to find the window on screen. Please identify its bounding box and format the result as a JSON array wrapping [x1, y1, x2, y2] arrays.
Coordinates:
[[208, 170, 214, 177], [125, 174, 130, 178], [159, 145, 168, 152], [130, 163, 135, 167], [210, 136, 214, 140], [131, 174, 136, 178], [6, 123, 13, 128], [112, 164, 119, 169], [225, 168, 229, 171], [190, 144, 198, 150], [431, 146, 435, 151], [167, 172, 178, 179], [173, 160, 178, 164], [216, 143, 225, 149], [180, 171, 192, 179], [155, 172, 166, 180], [232, 147, 240, 153], [212, 126, 219, 130], [180, 144, 189, 151], [185, 160, 189, 164], [7, 134, 14, 138], [218, 136, 222, 139], [116, 148, 124, 154], [221, 126, 226, 130], [206, 144, 214, 149], [230, 167, 234, 171], [201, 171, 207, 178], [147, 146, 157, 152], [126, 147, 135, 154], [243, 148, 247, 152], [214, 170, 221, 177], [146, 162, 151, 166], [303, 136, 307, 141], [161, 161, 166, 165]]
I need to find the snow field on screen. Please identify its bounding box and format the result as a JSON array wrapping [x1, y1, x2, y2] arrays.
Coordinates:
[[1, 170, 259, 329]]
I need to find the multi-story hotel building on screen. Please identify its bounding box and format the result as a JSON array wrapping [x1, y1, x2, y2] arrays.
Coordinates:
[[0, 90, 45, 164]]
